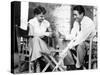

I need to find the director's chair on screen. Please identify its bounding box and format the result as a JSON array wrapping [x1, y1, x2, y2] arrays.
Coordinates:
[[41, 36, 67, 72], [41, 49, 65, 72], [16, 25, 34, 73]]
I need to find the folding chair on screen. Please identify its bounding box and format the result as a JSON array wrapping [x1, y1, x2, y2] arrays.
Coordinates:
[[41, 36, 66, 72], [52, 47, 69, 71], [16, 25, 33, 73], [41, 49, 65, 72], [79, 34, 98, 69]]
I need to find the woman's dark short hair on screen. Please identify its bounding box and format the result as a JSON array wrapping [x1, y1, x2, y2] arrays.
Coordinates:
[[33, 6, 46, 15], [73, 5, 85, 16]]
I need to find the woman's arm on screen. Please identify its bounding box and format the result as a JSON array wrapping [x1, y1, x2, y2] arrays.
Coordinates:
[[43, 26, 52, 37]]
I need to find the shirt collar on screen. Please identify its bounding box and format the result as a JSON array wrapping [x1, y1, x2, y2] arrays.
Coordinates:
[[80, 16, 87, 25]]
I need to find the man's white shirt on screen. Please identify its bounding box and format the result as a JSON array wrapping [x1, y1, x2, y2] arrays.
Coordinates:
[[68, 16, 96, 47]]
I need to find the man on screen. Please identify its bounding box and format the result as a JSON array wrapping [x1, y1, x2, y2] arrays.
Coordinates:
[[60, 5, 96, 70]]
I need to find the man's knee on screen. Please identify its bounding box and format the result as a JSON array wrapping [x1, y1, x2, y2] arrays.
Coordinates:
[[77, 42, 86, 50], [77, 42, 86, 57], [79, 42, 85, 46]]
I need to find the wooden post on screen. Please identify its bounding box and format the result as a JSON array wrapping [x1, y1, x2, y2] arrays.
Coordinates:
[[89, 35, 95, 69]]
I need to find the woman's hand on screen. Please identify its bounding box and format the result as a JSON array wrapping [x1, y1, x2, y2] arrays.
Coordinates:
[[44, 32, 52, 37], [36, 32, 52, 38]]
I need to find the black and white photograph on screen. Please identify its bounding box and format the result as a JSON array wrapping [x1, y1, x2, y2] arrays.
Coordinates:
[[11, 1, 98, 74]]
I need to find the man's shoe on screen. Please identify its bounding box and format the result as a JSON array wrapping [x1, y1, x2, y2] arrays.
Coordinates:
[[76, 66, 83, 70]]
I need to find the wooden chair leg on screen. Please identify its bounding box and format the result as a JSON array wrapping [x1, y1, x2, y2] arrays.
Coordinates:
[[42, 63, 50, 72], [89, 38, 93, 69], [29, 62, 33, 73], [36, 62, 40, 73]]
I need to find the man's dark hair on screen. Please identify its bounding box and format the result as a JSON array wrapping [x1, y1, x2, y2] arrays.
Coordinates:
[[73, 5, 85, 16], [33, 6, 46, 15]]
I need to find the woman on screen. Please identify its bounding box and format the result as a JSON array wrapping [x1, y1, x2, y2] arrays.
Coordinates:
[[28, 6, 51, 72]]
